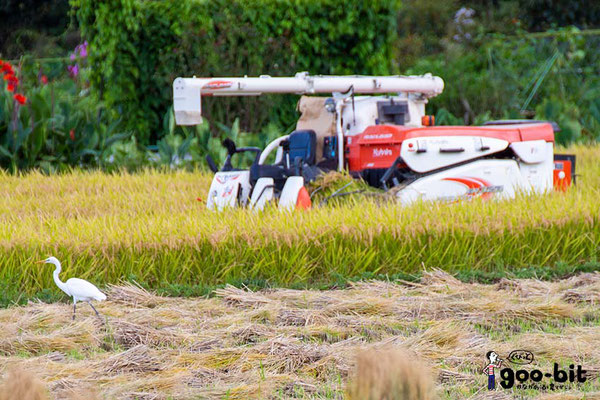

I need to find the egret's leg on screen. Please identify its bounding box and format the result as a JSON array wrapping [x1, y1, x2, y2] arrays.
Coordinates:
[[72, 300, 77, 320], [88, 302, 100, 317]]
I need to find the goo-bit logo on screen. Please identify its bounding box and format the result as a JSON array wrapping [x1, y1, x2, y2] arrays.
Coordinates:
[[482, 350, 587, 392], [372, 148, 393, 157]]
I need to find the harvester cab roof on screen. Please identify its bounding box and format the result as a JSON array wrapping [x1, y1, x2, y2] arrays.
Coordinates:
[[173, 72, 575, 210]]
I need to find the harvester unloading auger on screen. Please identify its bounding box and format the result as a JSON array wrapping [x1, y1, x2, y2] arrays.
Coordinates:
[[173, 72, 575, 210]]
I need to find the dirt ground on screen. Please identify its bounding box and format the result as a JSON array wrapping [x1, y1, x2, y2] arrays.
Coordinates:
[[1, 270, 600, 399]]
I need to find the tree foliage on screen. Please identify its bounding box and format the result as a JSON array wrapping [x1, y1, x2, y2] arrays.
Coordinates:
[[71, 0, 401, 142], [0, 0, 72, 58]]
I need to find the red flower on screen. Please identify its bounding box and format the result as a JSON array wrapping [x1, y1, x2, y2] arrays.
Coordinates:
[[1, 63, 13, 74], [41, 75, 48, 85], [69, 129, 75, 141], [3, 73, 14, 81], [13, 94, 27, 105], [6, 83, 14, 92], [7, 75, 18, 86]]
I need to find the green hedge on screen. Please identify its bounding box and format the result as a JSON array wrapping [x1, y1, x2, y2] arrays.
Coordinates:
[[71, 0, 401, 143], [407, 29, 600, 143]]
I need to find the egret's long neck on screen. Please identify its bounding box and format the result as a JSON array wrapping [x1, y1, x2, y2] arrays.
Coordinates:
[[52, 262, 69, 295]]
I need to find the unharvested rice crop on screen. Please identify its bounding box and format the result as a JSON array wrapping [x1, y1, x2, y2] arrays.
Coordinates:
[[0, 144, 598, 302], [1, 271, 600, 399]]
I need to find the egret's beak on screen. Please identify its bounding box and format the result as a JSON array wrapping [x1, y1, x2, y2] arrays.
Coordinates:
[[35, 260, 45, 264]]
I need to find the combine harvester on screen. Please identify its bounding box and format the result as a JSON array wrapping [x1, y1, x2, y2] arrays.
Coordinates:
[[173, 72, 575, 210]]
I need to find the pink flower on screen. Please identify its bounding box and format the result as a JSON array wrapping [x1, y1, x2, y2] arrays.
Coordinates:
[[77, 43, 88, 58], [67, 64, 79, 77], [71, 41, 89, 59]]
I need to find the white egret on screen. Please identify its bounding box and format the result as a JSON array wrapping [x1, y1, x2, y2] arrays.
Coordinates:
[[38, 256, 107, 320]]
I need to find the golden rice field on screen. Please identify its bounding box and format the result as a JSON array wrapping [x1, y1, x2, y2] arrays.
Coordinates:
[[1, 270, 600, 399], [0, 144, 599, 399], [0, 144, 598, 303]]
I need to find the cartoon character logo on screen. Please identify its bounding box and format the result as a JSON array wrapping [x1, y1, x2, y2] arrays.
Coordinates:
[[221, 185, 234, 198], [483, 351, 503, 390]]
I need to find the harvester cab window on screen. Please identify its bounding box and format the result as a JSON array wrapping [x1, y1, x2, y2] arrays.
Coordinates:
[[377, 100, 409, 125]]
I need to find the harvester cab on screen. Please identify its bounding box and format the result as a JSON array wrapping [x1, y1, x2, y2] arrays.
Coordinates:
[[173, 72, 575, 210]]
